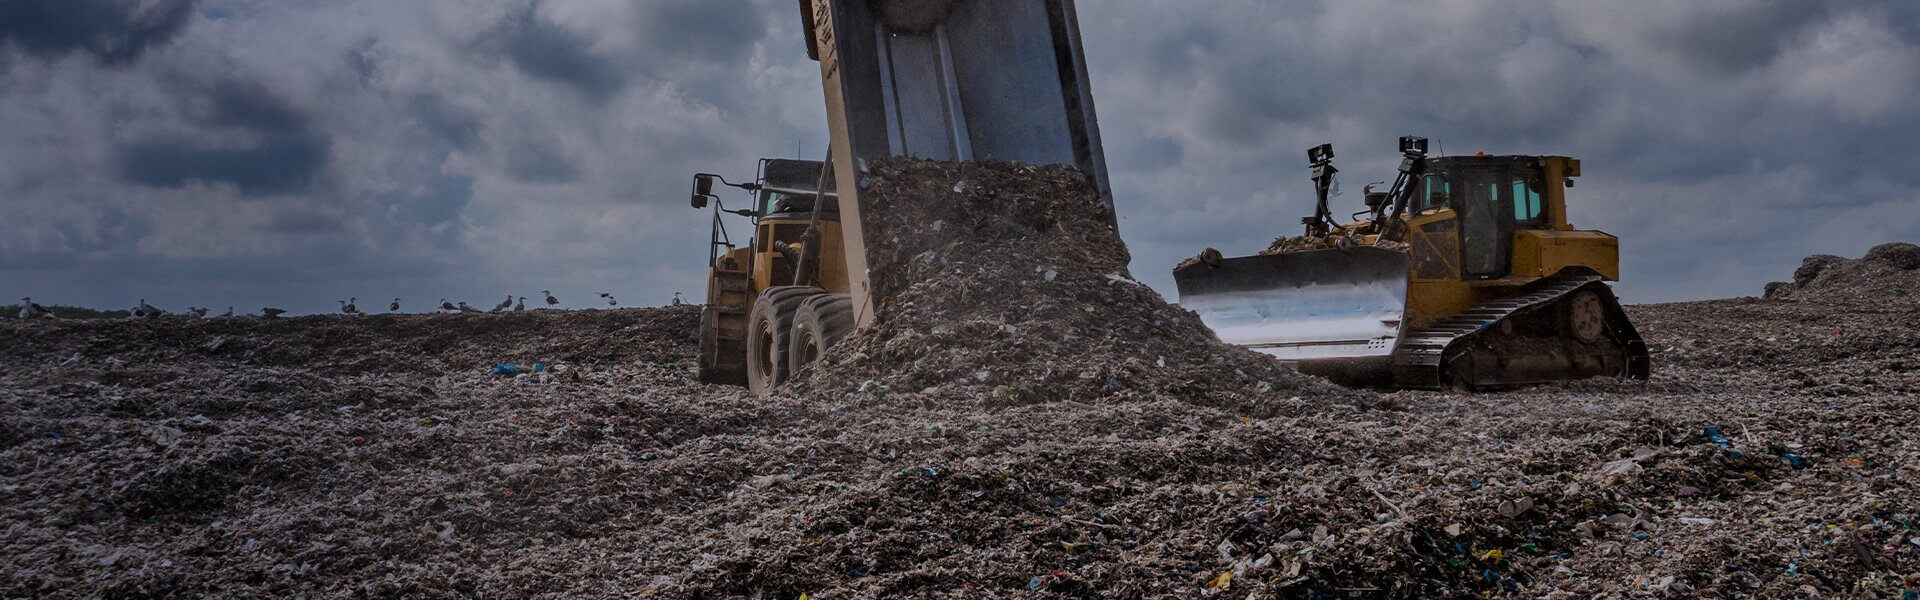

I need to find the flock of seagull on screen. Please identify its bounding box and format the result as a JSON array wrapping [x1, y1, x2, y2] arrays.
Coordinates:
[[13, 290, 680, 320]]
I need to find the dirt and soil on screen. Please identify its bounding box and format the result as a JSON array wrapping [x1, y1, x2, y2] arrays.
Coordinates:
[[2, 161, 1916, 598]]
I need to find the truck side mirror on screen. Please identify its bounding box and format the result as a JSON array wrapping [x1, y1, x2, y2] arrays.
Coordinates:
[[691, 174, 714, 208]]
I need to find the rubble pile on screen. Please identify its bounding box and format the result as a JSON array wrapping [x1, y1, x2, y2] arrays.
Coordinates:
[[1765, 242, 1920, 299], [791, 158, 1328, 407], [1258, 234, 1406, 255]]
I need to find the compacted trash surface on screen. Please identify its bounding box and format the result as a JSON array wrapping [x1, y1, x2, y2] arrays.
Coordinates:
[[3, 163, 1917, 598]]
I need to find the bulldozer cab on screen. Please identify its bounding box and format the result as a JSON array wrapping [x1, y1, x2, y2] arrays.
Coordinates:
[[1416, 157, 1554, 280]]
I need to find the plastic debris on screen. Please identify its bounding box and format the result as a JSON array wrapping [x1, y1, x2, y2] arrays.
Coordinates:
[[1207, 571, 1232, 590], [491, 363, 524, 376], [1778, 449, 1809, 469], [1704, 427, 1742, 457]]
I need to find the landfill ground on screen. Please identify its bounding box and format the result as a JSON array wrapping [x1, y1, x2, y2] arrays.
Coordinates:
[[4, 166, 1918, 597]]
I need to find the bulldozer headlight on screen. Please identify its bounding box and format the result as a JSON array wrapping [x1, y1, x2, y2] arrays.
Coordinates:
[[1308, 143, 1334, 165], [1399, 136, 1428, 155]]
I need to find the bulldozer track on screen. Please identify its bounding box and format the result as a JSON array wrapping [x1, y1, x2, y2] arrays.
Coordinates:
[[1392, 274, 1649, 390]]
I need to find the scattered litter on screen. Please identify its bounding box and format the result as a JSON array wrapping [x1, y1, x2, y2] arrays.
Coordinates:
[[1207, 571, 1232, 590], [1704, 426, 1742, 457], [1778, 449, 1809, 469], [1, 210, 1917, 597]]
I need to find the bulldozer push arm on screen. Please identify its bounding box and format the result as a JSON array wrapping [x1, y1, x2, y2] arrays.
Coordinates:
[[1370, 137, 1428, 242], [802, 0, 1114, 326]]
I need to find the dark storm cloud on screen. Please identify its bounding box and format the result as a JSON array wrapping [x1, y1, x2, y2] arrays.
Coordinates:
[[1141, 22, 1223, 76], [484, 4, 625, 101], [0, 0, 196, 65], [1645, 3, 1831, 76], [3, 0, 1917, 315], [344, 39, 379, 81], [198, 79, 308, 132], [407, 94, 485, 150], [504, 139, 579, 183], [1110, 132, 1184, 173], [116, 133, 328, 196], [112, 76, 330, 196], [389, 169, 474, 227], [50, 207, 149, 255], [267, 208, 345, 235], [636, 0, 762, 66]]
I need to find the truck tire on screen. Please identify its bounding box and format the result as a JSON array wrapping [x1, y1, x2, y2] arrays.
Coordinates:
[[788, 293, 854, 378], [746, 286, 824, 396]]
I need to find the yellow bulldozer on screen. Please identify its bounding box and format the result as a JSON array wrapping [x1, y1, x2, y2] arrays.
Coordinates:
[[691, 0, 1113, 395], [1174, 137, 1649, 390]]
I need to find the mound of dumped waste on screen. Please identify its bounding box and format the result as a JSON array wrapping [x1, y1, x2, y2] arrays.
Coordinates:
[[1764, 241, 1920, 299], [789, 158, 1328, 408]]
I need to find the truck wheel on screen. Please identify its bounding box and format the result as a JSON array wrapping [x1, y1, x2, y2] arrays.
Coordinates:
[[788, 294, 854, 378], [746, 286, 823, 396]]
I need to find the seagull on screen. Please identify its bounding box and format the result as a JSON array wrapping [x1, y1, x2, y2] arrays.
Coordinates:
[[262, 307, 287, 319], [671, 292, 684, 306], [598, 292, 617, 306], [339, 297, 361, 315], [136, 298, 164, 318], [439, 298, 456, 312], [390, 298, 401, 312], [514, 296, 526, 312], [457, 301, 483, 313], [542, 290, 558, 306], [188, 306, 209, 318], [490, 295, 512, 313], [220, 306, 234, 318], [19, 297, 54, 319]]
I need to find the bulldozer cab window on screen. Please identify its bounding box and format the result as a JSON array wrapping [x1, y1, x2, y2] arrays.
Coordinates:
[[1418, 175, 1451, 212], [1513, 178, 1545, 225]]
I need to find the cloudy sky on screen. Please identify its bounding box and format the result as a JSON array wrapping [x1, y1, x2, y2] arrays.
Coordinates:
[[3, 0, 1917, 315]]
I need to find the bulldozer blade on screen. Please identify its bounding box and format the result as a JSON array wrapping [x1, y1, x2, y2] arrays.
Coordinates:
[[1174, 247, 1409, 362]]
